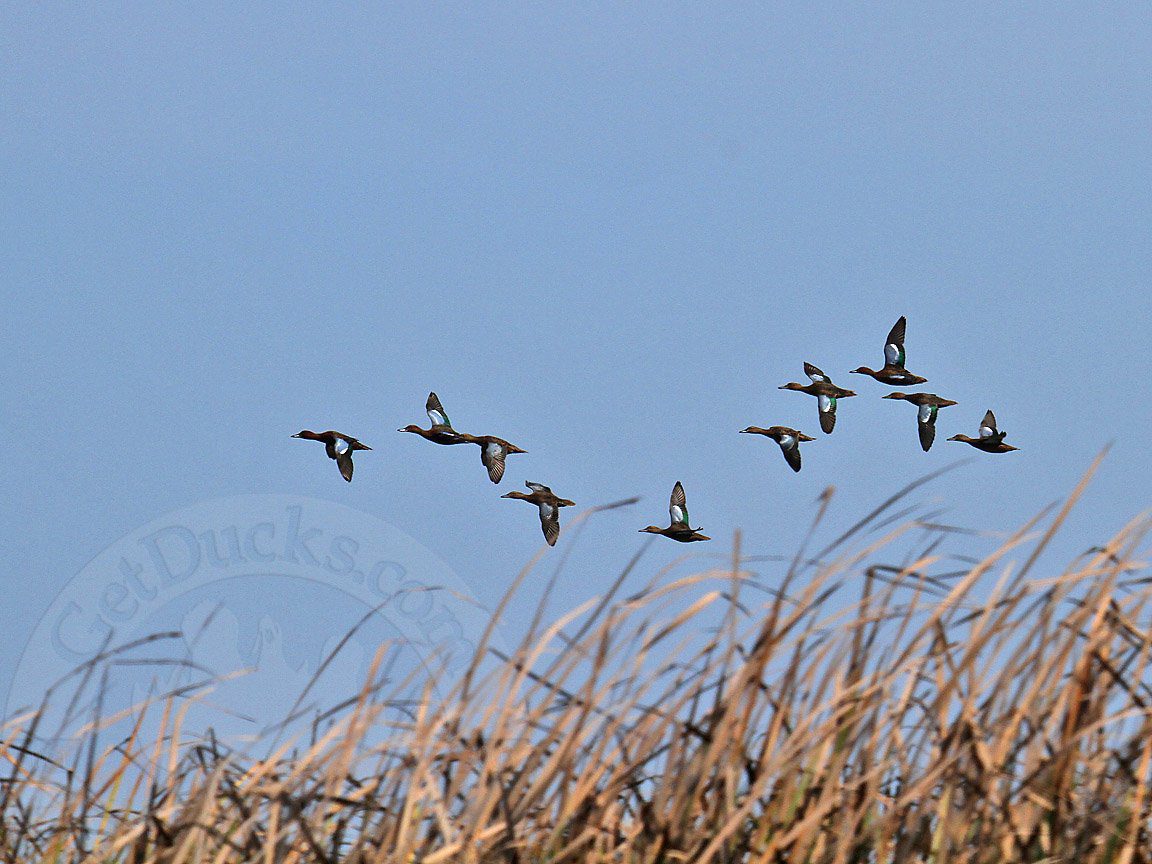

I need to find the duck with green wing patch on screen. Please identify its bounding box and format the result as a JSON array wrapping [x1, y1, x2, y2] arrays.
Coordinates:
[[640, 481, 710, 542], [779, 363, 857, 434], [850, 316, 928, 386], [882, 392, 958, 452]]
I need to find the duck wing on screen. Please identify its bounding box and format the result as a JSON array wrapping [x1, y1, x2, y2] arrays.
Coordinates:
[[979, 410, 999, 438], [777, 434, 803, 472], [538, 500, 561, 546], [426, 392, 452, 428], [480, 439, 507, 484], [917, 402, 938, 452], [804, 362, 830, 383], [884, 316, 908, 368], [817, 393, 838, 434], [336, 451, 355, 482], [669, 481, 690, 527]]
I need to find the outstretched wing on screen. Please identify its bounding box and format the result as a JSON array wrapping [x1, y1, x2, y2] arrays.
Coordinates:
[[480, 440, 507, 484], [336, 452, 355, 482], [979, 410, 998, 438], [917, 421, 936, 452], [426, 392, 452, 428], [669, 481, 690, 527], [917, 403, 938, 452], [778, 435, 803, 473], [818, 394, 837, 434], [526, 481, 550, 493], [884, 316, 907, 368], [804, 362, 829, 383], [538, 501, 561, 546]]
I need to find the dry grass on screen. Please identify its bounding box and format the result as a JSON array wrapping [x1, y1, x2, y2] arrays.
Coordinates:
[[4, 459, 1152, 863]]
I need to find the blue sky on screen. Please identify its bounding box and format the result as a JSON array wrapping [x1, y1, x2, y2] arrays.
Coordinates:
[[2, 5, 1150, 712]]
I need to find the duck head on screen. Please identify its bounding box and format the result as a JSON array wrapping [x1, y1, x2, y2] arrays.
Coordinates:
[[639, 526, 665, 534], [778, 382, 808, 392], [292, 430, 320, 440], [849, 366, 876, 376], [397, 424, 424, 434]]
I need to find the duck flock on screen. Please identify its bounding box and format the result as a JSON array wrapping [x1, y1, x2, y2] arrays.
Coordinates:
[[293, 317, 1018, 547]]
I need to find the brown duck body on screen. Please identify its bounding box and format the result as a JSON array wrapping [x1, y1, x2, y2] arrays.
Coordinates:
[[291, 430, 372, 482], [501, 482, 575, 546], [740, 425, 815, 473], [399, 425, 469, 445], [850, 365, 927, 386], [641, 524, 711, 543], [948, 434, 1019, 453]]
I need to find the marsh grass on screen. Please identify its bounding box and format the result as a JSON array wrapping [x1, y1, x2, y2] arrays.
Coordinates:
[[4, 456, 1152, 863]]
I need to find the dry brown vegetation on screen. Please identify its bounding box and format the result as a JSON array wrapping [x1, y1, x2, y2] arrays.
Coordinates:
[[4, 458, 1152, 863]]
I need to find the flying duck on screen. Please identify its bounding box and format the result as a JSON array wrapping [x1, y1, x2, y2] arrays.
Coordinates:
[[882, 392, 958, 451], [850, 316, 928, 386], [291, 430, 372, 482], [640, 481, 710, 542], [501, 482, 575, 547], [779, 363, 858, 434], [458, 433, 528, 484], [948, 410, 1019, 453], [398, 392, 469, 445], [740, 425, 815, 473]]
